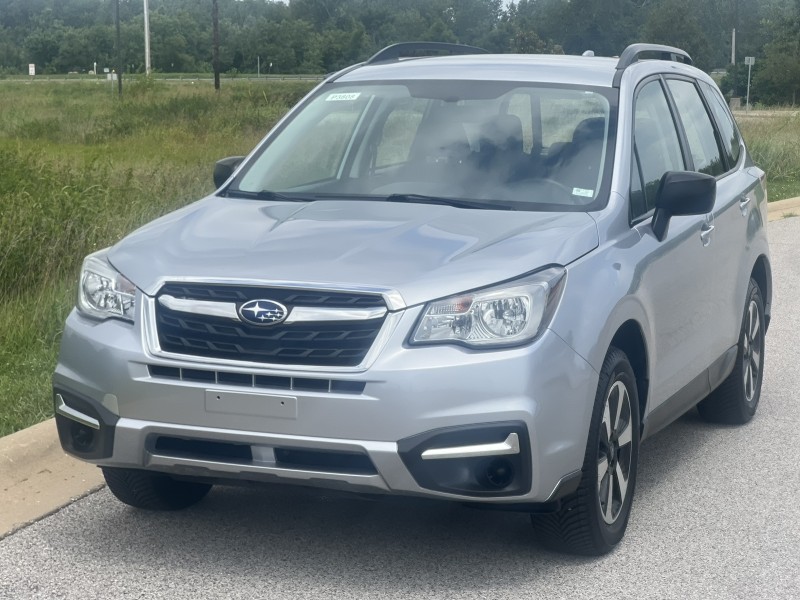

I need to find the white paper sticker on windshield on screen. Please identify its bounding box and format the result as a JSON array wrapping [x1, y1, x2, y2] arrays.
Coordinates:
[[572, 188, 594, 198], [326, 92, 361, 102]]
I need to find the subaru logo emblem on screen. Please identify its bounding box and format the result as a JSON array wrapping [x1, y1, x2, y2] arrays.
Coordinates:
[[238, 299, 289, 326]]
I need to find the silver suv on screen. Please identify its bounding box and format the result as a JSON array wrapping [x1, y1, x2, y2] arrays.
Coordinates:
[[54, 43, 771, 555]]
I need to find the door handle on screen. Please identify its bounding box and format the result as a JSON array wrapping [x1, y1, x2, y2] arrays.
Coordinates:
[[700, 224, 715, 246], [739, 196, 751, 215]]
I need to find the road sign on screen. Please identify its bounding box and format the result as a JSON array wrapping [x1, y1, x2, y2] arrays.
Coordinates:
[[28, 64, 35, 76], [745, 56, 755, 66]]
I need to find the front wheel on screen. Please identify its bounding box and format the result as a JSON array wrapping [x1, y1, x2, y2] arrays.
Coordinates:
[[532, 347, 640, 555], [102, 467, 212, 511]]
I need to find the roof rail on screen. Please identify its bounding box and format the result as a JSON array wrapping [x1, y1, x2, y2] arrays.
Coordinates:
[[613, 43, 693, 87], [364, 42, 488, 65]]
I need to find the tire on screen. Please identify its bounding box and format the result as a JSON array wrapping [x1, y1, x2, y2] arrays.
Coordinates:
[[698, 278, 765, 425], [102, 467, 212, 511], [531, 347, 640, 555]]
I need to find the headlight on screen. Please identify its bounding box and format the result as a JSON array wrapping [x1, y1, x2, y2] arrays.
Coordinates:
[[411, 267, 566, 348], [77, 251, 136, 322]]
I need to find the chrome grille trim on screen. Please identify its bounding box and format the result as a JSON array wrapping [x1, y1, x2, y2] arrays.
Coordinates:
[[284, 306, 388, 323], [140, 276, 406, 310], [157, 294, 387, 323], [158, 295, 240, 320]]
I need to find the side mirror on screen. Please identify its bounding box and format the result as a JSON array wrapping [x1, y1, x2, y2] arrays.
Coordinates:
[[213, 156, 245, 189], [651, 171, 716, 241]]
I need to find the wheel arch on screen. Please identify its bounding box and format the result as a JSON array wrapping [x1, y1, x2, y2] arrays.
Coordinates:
[[609, 320, 649, 432], [750, 254, 772, 331]]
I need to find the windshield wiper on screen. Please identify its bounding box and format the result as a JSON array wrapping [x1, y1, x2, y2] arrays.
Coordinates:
[[224, 190, 518, 211], [222, 189, 315, 202], [385, 194, 516, 211]]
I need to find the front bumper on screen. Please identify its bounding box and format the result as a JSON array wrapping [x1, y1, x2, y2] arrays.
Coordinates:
[[54, 305, 597, 504]]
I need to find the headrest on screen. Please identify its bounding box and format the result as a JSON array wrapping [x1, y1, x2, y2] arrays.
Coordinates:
[[480, 114, 524, 153], [571, 117, 606, 144]]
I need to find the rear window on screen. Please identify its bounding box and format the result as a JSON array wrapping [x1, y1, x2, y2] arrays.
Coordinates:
[[699, 80, 742, 169]]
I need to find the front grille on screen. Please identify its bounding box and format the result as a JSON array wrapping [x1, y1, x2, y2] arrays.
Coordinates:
[[154, 284, 387, 367], [147, 365, 367, 394]]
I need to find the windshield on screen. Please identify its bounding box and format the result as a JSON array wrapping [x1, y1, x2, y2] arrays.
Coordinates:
[[229, 80, 617, 211]]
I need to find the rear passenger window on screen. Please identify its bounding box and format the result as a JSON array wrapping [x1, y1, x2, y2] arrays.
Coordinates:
[[667, 79, 724, 176], [631, 80, 685, 217], [699, 80, 742, 168]]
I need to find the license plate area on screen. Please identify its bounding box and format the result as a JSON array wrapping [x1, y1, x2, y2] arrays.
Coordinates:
[[205, 389, 298, 419]]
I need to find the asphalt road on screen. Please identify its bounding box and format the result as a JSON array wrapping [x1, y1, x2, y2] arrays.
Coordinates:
[[2, 218, 799, 600]]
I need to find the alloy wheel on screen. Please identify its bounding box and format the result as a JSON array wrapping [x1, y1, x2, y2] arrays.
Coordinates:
[[597, 380, 633, 525], [742, 299, 762, 404]]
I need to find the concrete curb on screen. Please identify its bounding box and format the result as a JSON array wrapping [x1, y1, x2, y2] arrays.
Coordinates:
[[767, 196, 800, 221], [0, 419, 104, 538], [0, 197, 796, 540]]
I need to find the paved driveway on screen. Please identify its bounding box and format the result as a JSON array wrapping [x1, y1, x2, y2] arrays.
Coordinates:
[[1, 218, 798, 600]]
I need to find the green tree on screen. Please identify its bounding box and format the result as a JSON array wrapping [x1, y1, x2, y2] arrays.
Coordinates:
[[641, 0, 713, 71], [754, 38, 800, 104]]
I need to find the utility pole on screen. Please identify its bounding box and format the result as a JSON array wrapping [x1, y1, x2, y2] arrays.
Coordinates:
[[212, 0, 220, 91], [144, 0, 151, 75], [115, 0, 123, 96]]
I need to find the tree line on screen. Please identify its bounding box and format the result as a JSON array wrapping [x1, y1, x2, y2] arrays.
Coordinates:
[[1, 0, 800, 103]]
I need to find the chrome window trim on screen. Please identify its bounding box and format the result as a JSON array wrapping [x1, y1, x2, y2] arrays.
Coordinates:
[[142, 294, 404, 373], [157, 295, 387, 323]]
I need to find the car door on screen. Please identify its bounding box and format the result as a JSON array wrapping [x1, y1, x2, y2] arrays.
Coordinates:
[[663, 77, 748, 373], [698, 80, 764, 361], [629, 77, 716, 413]]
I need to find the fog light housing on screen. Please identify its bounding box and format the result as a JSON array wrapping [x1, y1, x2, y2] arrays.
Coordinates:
[[53, 388, 118, 460], [398, 422, 530, 497]]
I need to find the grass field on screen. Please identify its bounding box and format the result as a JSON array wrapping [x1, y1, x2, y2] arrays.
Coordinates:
[[0, 81, 798, 436], [736, 110, 800, 200], [0, 78, 313, 436]]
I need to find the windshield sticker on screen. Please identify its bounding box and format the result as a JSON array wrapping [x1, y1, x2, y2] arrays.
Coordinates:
[[326, 92, 361, 102], [572, 188, 594, 198]]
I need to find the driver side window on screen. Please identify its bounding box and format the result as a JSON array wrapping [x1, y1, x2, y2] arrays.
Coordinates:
[[631, 80, 686, 220]]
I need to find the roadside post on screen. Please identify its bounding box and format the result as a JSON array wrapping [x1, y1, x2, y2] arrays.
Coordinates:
[[745, 56, 755, 112]]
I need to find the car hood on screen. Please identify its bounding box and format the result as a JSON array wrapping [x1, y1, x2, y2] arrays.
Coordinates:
[[108, 197, 598, 307]]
